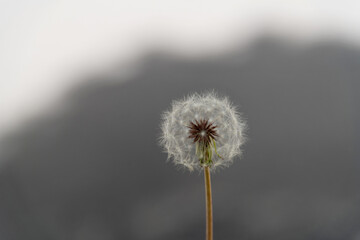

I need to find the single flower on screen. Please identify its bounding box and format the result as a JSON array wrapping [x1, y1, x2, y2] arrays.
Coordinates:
[[160, 92, 246, 171]]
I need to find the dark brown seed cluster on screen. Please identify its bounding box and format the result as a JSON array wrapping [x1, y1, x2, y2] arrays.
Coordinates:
[[188, 119, 218, 146]]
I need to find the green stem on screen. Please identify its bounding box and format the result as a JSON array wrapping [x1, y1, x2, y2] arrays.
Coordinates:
[[204, 166, 213, 240]]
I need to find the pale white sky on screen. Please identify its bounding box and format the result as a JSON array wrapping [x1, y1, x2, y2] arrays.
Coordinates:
[[1, 0, 360, 139]]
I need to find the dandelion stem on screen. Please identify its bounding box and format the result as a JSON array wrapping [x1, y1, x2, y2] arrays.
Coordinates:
[[204, 166, 213, 240]]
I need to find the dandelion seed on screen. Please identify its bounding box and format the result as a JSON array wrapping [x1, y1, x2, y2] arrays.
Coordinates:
[[160, 91, 246, 171]]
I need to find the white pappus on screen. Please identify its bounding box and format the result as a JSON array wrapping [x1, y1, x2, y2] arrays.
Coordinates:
[[160, 92, 246, 171]]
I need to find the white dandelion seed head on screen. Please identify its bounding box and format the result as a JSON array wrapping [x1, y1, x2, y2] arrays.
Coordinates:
[[160, 92, 246, 172]]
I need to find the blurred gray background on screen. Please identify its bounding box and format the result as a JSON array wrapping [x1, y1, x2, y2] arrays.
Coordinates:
[[1, 1, 360, 240]]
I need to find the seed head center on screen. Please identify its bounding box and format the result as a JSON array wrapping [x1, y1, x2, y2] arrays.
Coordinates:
[[187, 119, 219, 146]]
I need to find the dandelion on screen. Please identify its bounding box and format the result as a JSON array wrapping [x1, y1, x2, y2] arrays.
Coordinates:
[[160, 92, 246, 171], [160, 92, 246, 240]]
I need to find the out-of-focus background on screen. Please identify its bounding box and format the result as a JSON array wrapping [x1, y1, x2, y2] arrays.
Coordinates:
[[1, 1, 360, 239]]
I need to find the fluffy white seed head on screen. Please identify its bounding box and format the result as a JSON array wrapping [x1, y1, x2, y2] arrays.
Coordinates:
[[160, 92, 246, 171]]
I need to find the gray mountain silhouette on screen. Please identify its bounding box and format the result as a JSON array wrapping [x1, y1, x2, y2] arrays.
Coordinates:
[[0, 37, 359, 240]]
